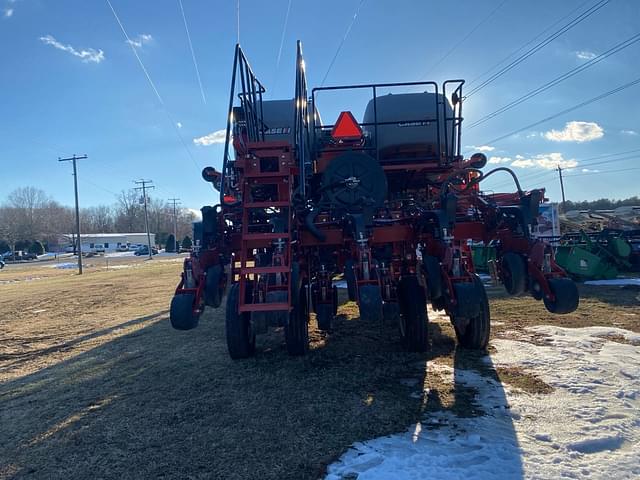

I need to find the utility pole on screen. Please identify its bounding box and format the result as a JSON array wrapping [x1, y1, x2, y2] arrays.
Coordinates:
[[168, 198, 181, 253], [58, 154, 88, 274], [556, 165, 566, 211], [134, 179, 155, 260]]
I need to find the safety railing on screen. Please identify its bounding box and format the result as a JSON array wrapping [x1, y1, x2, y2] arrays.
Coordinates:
[[311, 80, 464, 166], [220, 44, 267, 206]]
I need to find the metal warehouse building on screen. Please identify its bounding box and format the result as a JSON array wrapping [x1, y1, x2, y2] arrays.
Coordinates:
[[61, 233, 156, 252]]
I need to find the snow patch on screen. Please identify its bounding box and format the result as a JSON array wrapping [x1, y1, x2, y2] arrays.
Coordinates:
[[327, 326, 640, 479], [584, 278, 640, 286]]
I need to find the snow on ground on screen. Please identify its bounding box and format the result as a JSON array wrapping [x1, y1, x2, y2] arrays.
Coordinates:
[[50, 262, 78, 269], [105, 251, 137, 258], [584, 278, 640, 287], [327, 326, 640, 480]]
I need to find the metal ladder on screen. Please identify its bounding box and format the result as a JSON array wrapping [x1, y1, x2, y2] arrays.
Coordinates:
[[238, 142, 294, 313]]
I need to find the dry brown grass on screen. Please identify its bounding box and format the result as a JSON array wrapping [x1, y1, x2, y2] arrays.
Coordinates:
[[0, 265, 638, 479]]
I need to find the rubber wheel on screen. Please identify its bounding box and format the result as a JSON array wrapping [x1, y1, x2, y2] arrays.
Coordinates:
[[225, 283, 255, 359], [501, 252, 527, 295], [170, 293, 200, 331], [423, 255, 443, 301], [358, 285, 383, 322], [344, 259, 357, 301], [204, 265, 224, 307], [316, 303, 333, 331], [398, 276, 428, 352], [455, 275, 490, 350], [285, 263, 309, 356], [383, 302, 400, 323], [543, 278, 579, 314]]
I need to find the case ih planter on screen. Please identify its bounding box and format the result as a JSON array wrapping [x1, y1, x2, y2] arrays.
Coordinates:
[[170, 43, 579, 358]]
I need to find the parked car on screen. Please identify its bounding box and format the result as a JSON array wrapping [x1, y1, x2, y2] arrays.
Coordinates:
[[116, 244, 129, 252], [134, 245, 158, 256], [93, 243, 106, 253], [0, 258, 5, 269]]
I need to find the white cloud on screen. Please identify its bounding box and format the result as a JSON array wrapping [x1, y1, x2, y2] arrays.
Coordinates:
[[488, 156, 511, 164], [511, 159, 535, 168], [544, 121, 604, 143], [526, 132, 539, 138], [510, 152, 578, 170], [582, 168, 600, 173], [193, 129, 227, 146], [176, 122, 183, 129], [39, 35, 104, 63], [621, 129, 638, 136], [467, 145, 495, 152], [575, 50, 597, 60], [4, 8, 13, 17], [126, 33, 153, 49]]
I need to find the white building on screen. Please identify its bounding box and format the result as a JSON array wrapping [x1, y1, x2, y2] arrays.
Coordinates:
[[61, 233, 156, 253]]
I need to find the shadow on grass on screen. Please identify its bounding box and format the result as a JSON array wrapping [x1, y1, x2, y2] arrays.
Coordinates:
[[0, 294, 522, 480], [577, 283, 640, 308]]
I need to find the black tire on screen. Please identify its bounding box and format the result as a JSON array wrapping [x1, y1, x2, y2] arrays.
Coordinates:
[[316, 303, 333, 331], [455, 275, 490, 350], [225, 283, 255, 359], [204, 265, 224, 308], [358, 285, 383, 322], [170, 293, 200, 331], [423, 255, 443, 300], [398, 276, 428, 352], [285, 263, 309, 356], [383, 302, 400, 323], [501, 252, 527, 295], [344, 259, 357, 301], [543, 278, 579, 314]]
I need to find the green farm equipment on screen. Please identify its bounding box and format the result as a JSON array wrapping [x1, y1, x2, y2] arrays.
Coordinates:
[[555, 230, 632, 281]]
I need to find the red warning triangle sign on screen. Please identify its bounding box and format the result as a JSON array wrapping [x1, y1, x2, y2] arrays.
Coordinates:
[[331, 111, 362, 140]]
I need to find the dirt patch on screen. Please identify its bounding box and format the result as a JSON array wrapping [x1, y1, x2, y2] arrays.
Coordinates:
[[594, 333, 640, 346], [495, 366, 554, 394]]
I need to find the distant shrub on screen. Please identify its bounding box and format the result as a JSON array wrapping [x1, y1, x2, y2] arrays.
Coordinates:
[[165, 234, 176, 253]]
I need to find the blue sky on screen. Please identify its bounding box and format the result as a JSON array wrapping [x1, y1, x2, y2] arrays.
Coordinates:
[[1, 0, 638, 210]]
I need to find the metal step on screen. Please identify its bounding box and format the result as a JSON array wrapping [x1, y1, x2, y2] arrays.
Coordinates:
[[242, 233, 290, 241], [240, 266, 290, 274], [239, 302, 291, 312], [244, 201, 290, 208]]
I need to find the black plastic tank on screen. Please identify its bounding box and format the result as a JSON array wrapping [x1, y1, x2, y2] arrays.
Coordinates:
[[362, 92, 454, 161]]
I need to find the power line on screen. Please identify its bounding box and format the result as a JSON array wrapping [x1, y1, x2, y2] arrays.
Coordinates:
[[421, 0, 508, 78], [563, 166, 640, 178], [320, 0, 366, 86], [105, 0, 201, 172], [482, 76, 640, 145], [468, 31, 640, 129], [178, 0, 207, 105], [272, 0, 293, 93], [236, 0, 240, 44], [466, 0, 592, 88], [465, 0, 610, 98], [488, 149, 640, 190]]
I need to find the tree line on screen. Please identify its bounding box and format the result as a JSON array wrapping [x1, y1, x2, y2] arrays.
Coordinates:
[[0, 186, 196, 253], [563, 196, 640, 212]]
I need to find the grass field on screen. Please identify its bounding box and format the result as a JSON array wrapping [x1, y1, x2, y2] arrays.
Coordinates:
[[1, 262, 638, 479]]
